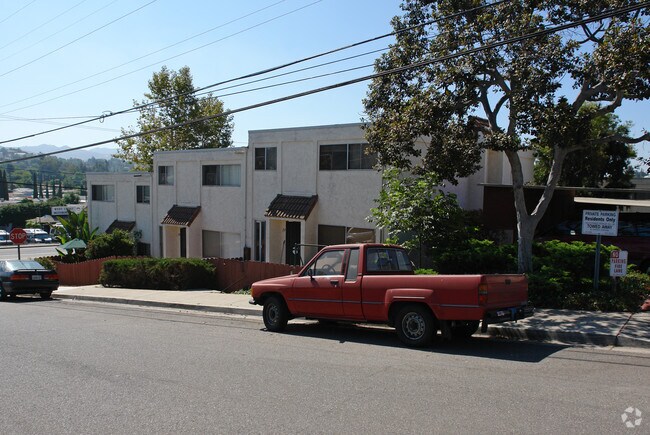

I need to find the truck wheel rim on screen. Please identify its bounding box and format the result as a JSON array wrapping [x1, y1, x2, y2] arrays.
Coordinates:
[[267, 304, 278, 324], [402, 312, 425, 339]]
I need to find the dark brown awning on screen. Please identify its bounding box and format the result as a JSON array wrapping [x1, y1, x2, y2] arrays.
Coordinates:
[[106, 220, 136, 234], [161, 205, 201, 226], [265, 194, 318, 220]]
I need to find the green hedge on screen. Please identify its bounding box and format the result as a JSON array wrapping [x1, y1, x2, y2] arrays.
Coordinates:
[[431, 239, 649, 312], [100, 258, 217, 290]]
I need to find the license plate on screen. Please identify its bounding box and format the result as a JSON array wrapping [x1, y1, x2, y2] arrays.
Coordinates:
[[32, 275, 42, 280]]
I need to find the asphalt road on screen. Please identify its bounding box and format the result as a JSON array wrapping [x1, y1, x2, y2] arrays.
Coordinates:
[[1, 298, 648, 434]]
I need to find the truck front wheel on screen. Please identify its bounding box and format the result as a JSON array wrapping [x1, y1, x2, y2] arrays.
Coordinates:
[[395, 305, 436, 347], [263, 295, 289, 332]]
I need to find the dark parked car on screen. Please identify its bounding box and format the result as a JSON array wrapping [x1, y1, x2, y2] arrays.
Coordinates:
[[0, 260, 59, 300]]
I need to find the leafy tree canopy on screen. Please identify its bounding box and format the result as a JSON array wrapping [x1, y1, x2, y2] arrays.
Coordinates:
[[115, 66, 234, 171], [534, 105, 637, 187], [363, 0, 649, 272]]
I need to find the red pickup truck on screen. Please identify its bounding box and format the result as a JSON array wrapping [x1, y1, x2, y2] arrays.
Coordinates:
[[250, 243, 533, 347]]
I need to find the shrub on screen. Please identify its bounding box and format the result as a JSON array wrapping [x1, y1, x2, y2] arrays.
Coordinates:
[[100, 258, 217, 290], [434, 239, 517, 274], [86, 230, 135, 259], [35, 256, 57, 271]]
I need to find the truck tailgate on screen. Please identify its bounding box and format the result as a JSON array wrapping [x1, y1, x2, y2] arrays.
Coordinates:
[[482, 274, 528, 308]]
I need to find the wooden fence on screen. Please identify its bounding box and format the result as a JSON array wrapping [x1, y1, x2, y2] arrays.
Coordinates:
[[55, 256, 301, 291], [205, 258, 301, 292]]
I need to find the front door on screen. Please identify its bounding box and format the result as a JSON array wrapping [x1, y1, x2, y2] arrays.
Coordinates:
[[180, 228, 186, 258], [290, 248, 345, 317], [285, 221, 301, 265]]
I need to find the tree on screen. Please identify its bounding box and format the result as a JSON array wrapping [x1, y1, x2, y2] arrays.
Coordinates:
[[115, 66, 234, 171], [363, 0, 649, 272], [534, 106, 637, 188], [54, 209, 98, 245], [369, 168, 476, 260]]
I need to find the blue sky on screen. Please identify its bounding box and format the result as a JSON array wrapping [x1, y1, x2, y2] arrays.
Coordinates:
[[0, 0, 647, 167]]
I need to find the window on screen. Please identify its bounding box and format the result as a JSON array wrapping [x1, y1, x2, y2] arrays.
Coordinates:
[[91, 184, 114, 202], [366, 247, 413, 273], [319, 143, 377, 170], [136, 185, 150, 204], [303, 249, 345, 276], [158, 166, 174, 185], [318, 225, 375, 246], [202, 230, 241, 258], [345, 248, 359, 281], [255, 147, 277, 170], [136, 242, 151, 256], [202, 164, 241, 186]]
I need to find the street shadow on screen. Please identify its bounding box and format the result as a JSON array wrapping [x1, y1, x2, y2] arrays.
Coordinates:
[[279, 322, 568, 363], [2, 295, 55, 304]]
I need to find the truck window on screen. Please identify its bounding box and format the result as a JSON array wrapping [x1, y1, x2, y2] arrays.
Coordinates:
[[304, 249, 345, 276], [345, 248, 359, 281], [366, 248, 413, 273]]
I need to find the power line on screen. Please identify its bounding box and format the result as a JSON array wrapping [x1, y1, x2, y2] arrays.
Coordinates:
[[0, 0, 37, 26], [0, 0, 289, 109], [0, 0, 321, 113], [0, 0, 158, 78], [0, 0, 89, 52], [2, 1, 644, 166], [0, 0, 509, 145], [0, 0, 120, 64]]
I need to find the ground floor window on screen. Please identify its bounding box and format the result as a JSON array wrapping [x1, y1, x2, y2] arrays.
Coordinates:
[[202, 230, 241, 258], [317, 225, 375, 246], [137, 242, 151, 256]]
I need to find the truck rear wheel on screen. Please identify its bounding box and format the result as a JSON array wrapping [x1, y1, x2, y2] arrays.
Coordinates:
[[395, 304, 436, 347], [450, 320, 480, 339], [263, 295, 289, 332]]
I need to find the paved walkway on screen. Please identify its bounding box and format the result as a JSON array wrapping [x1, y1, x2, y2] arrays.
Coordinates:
[[55, 285, 650, 349]]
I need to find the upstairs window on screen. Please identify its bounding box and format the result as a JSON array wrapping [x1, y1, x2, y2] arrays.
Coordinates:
[[319, 143, 377, 170], [136, 185, 150, 204], [158, 165, 174, 185], [255, 147, 277, 170], [91, 184, 114, 202], [203, 164, 241, 187]]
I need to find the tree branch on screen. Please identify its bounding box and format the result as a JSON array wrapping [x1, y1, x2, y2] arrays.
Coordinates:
[[588, 131, 650, 146]]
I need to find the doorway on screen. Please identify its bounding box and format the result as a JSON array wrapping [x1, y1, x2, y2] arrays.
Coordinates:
[[285, 221, 301, 265], [180, 228, 186, 258]]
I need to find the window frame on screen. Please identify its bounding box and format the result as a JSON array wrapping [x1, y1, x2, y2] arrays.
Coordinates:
[[254, 147, 277, 171], [319, 143, 377, 170], [136, 185, 150, 204], [202, 164, 241, 187], [91, 184, 115, 202], [158, 165, 174, 186]]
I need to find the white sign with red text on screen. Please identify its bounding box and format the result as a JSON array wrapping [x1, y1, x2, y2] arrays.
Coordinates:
[[610, 250, 628, 277]]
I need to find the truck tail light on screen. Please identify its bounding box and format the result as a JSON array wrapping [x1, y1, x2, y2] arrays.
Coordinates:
[[478, 284, 488, 305]]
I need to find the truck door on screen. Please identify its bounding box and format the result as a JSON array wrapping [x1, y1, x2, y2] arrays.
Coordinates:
[[290, 248, 345, 317]]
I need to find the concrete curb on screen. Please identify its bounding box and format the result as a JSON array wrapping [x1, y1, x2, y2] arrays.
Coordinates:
[[55, 293, 263, 317]]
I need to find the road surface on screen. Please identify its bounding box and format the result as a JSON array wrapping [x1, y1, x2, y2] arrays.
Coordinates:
[[0, 298, 648, 433]]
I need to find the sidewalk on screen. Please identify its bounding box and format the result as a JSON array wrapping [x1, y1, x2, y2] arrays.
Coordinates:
[[55, 285, 650, 349]]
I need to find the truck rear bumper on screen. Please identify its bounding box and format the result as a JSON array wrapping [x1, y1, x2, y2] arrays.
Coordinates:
[[483, 304, 534, 326]]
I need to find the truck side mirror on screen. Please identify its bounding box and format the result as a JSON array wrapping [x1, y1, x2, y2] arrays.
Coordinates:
[[307, 268, 314, 281]]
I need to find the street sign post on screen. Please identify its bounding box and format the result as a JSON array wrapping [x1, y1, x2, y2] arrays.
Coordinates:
[[582, 210, 619, 291], [10, 228, 27, 260]]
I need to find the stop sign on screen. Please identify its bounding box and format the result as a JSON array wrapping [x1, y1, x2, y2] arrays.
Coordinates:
[[10, 228, 27, 245]]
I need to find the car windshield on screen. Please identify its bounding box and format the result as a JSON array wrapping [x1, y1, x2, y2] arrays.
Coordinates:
[[4, 260, 46, 271]]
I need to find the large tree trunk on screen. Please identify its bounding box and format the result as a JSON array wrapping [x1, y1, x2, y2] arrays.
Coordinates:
[[505, 146, 568, 273]]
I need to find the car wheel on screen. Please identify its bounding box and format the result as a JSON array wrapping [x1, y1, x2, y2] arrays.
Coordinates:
[[450, 320, 480, 339], [39, 291, 52, 300], [395, 304, 436, 347], [262, 295, 289, 332]]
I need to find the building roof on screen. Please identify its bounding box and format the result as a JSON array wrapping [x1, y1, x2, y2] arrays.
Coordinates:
[[574, 197, 650, 208], [106, 220, 136, 233], [265, 194, 318, 220], [161, 205, 202, 226]]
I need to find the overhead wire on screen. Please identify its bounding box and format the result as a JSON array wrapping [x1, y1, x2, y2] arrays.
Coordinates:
[[0, 0, 158, 78], [0, 0, 289, 108], [0, 0, 37, 26], [0, 0, 89, 52], [0, 0, 510, 145], [0, 0, 121, 64], [2, 0, 645, 165]]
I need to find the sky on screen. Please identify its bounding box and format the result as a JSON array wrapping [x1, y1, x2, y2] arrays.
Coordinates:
[[0, 0, 648, 167]]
